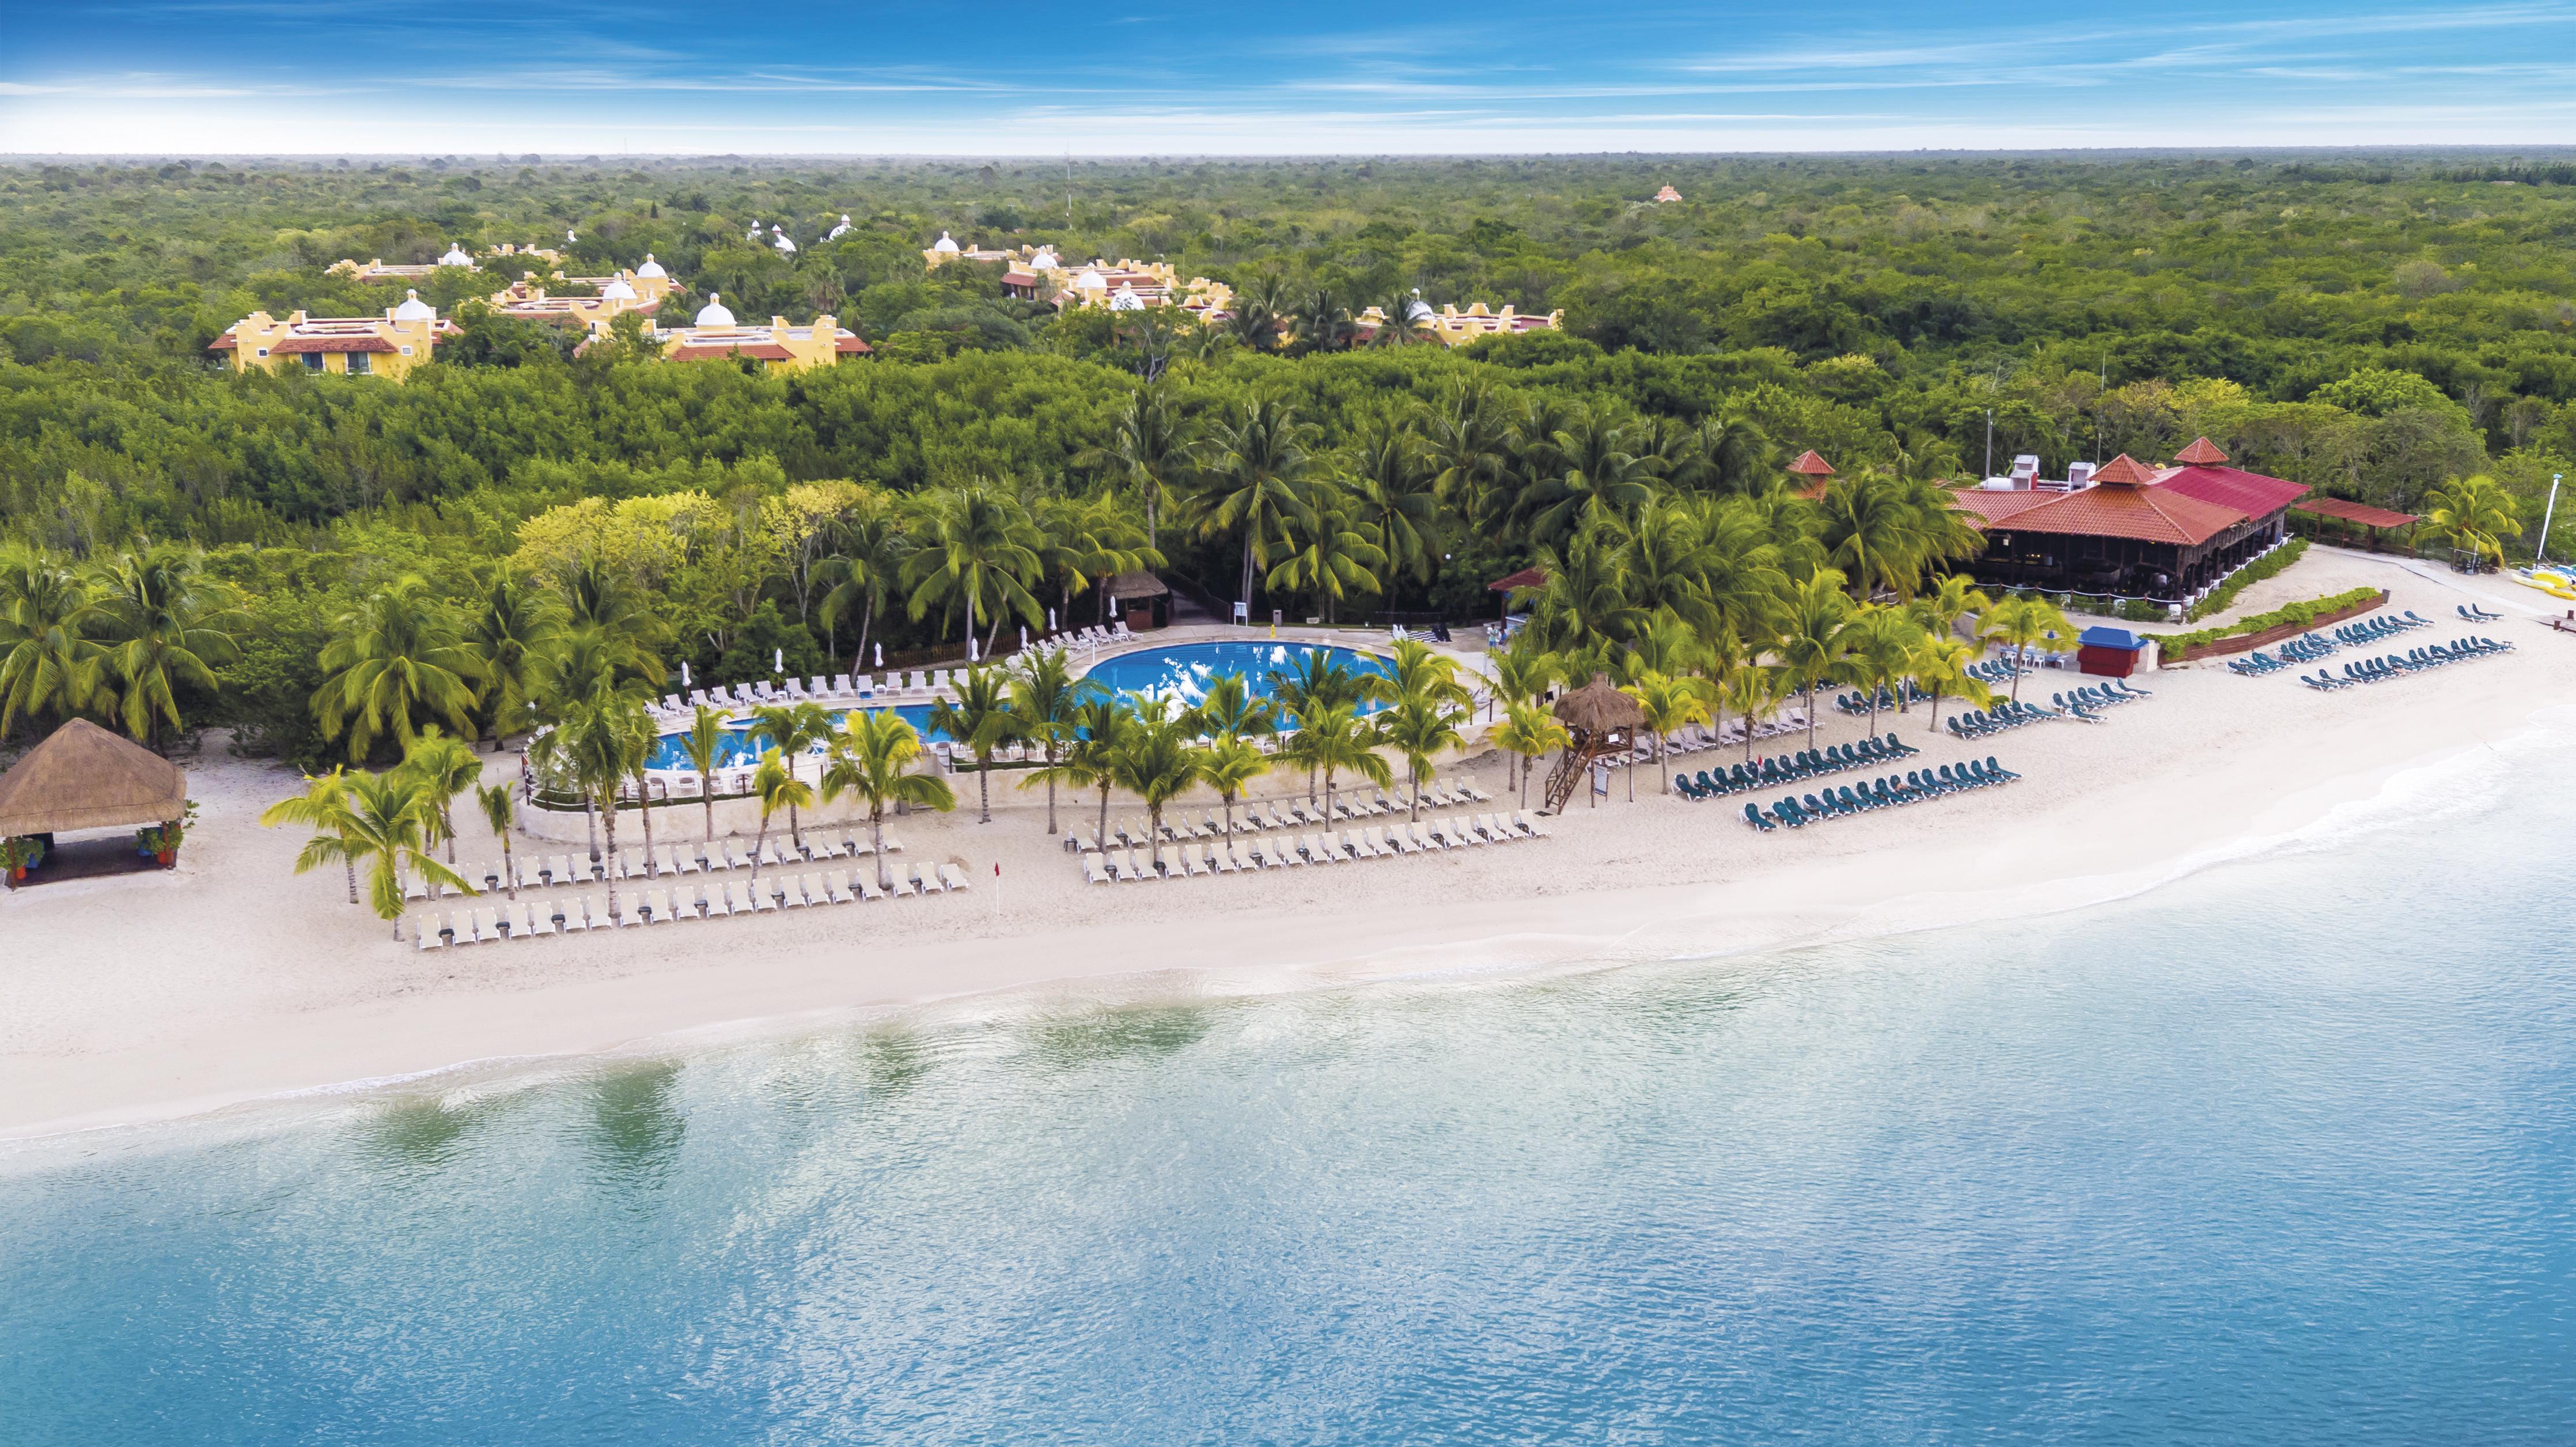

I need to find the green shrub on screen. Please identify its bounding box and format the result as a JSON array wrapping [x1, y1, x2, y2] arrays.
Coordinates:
[[2164, 584, 2381, 656], [2185, 538, 2309, 622]]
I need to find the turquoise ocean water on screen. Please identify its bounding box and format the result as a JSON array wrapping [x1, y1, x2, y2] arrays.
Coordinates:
[[6, 717, 2573, 1444]]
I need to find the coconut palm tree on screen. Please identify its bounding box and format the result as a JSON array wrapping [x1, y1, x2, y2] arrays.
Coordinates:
[[1079, 383, 1193, 552], [1195, 396, 1318, 618], [818, 493, 906, 675], [1717, 665, 1776, 763], [1006, 648, 1101, 835], [1387, 637, 1471, 711], [475, 781, 521, 899], [1291, 285, 1353, 354], [1842, 605, 1927, 737], [1266, 650, 1375, 801], [1623, 671, 1710, 795], [1908, 634, 1995, 737], [258, 767, 363, 905], [1494, 700, 1568, 809], [1775, 569, 1858, 748], [901, 480, 1045, 657], [312, 579, 484, 763], [1698, 406, 1777, 495], [1513, 416, 1657, 547], [820, 709, 956, 891], [1103, 694, 1204, 848], [462, 566, 560, 748], [1347, 417, 1442, 586], [745, 748, 810, 897], [398, 726, 483, 866], [558, 554, 670, 670], [1289, 703, 1392, 822], [1420, 382, 1509, 522], [1033, 694, 1135, 850], [1910, 573, 1992, 642], [1189, 672, 1276, 743], [746, 701, 832, 849], [1373, 693, 1466, 821], [1032, 490, 1162, 630], [1483, 639, 1556, 730], [528, 687, 655, 921], [1197, 733, 1271, 839], [1226, 273, 1288, 353], [926, 665, 1022, 824], [1517, 521, 1643, 654], [1266, 485, 1384, 624], [1978, 595, 2075, 702], [344, 769, 473, 941], [2422, 474, 2522, 566], [531, 626, 660, 865], [675, 704, 732, 840], [0, 547, 99, 742], [87, 544, 238, 752], [1815, 471, 1931, 601]]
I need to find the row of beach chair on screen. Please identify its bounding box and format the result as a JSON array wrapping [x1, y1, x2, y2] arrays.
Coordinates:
[[1944, 698, 2079, 738], [2299, 635, 2516, 690], [1833, 681, 1934, 715], [2229, 632, 2340, 675], [1077, 784, 1493, 849], [416, 831, 906, 901], [649, 624, 1143, 718], [2456, 603, 2503, 622], [1082, 812, 1551, 882], [415, 862, 975, 948], [1599, 709, 1810, 770], [2333, 611, 2429, 647], [1741, 757, 2021, 831], [2049, 681, 2150, 720], [1673, 734, 1920, 801]]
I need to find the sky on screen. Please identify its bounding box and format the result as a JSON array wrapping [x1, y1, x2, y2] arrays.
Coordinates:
[[3, 1, 2575, 155]]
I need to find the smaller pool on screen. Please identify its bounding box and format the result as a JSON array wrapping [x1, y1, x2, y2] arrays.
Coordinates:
[[645, 703, 942, 773]]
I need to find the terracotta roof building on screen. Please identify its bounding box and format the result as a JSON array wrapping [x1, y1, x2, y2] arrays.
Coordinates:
[[646, 300, 870, 372], [209, 294, 459, 380], [1786, 449, 1837, 500], [1353, 300, 1564, 349], [1952, 441, 2305, 604]]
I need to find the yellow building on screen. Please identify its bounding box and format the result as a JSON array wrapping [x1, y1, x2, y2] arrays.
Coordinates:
[[1354, 299, 1564, 348], [484, 256, 680, 339], [646, 294, 870, 372], [327, 241, 478, 282], [208, 291, 457, 379]]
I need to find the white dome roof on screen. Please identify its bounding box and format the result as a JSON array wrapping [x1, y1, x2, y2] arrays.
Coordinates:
[[1074, 267, 1107, 290], [393, 289, 436, 321], [600, 276, 637, 301], [437, 243, 472, 267], [932, 231, 960, 253], [1404, 298, 1435, 323], [635, 253, 666, 279], [1109, 285, 1144, 312], [827, 214, 853, 239], [772, 232, 797, 253], [1029, 247, 1060, 269], [694, 292, 736, 327]]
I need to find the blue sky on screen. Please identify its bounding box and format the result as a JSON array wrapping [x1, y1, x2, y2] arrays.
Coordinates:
[[4, 1, 2574, 153]]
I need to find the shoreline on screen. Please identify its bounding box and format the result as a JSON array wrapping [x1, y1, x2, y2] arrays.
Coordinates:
[[5, 548, 2570, 1146]]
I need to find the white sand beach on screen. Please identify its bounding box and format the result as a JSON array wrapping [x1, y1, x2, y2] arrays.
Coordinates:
[[5, 547, 2569, 1140]]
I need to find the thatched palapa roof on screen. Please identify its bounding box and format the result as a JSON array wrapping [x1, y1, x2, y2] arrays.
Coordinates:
[[1553, 673, 1644, 737], [1103, 570, 1169, 598], [0, 718, 188, 837]]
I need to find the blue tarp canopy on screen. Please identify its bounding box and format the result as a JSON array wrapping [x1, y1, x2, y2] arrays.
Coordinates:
[[2078, 626, 2144, 650]]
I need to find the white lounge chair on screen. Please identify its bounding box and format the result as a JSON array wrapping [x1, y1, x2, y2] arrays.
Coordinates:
[[940, 863, 972, 891], [415, 923, 442, 951], [823, 875, 851, 905], [888, 868, 916, 898], [1084, 851, 1112, 885], [702, 884, 731, 918], [914, 863, 944, 895], [855, 870, 885, 901], [1515, 809, 1553, 838]]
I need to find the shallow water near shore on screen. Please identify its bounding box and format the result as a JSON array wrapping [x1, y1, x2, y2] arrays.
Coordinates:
[[6, 729, 2574, 1443]]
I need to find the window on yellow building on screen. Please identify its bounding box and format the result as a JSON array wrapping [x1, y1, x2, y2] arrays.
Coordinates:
[[346, 352, 372, 376], [302, 354, 325, 372]]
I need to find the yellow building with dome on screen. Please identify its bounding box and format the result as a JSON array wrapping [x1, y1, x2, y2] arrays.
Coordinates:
[[645, 293, 870, 372], [209, 291, 457, 379]]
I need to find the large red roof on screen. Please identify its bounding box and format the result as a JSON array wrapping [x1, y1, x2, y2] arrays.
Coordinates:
[[2153, 463, 2309, 518], [1954, 480, 2246, 547], [2295, 497, 2418, 529], [670, 341, 796, 361], [270, 335, 397, 354]]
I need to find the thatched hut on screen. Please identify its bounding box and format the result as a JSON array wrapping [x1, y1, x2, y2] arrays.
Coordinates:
[[1102, 570, 1171, 631], [0, 719, 190, 882], [1540, 674, 1645, 813]]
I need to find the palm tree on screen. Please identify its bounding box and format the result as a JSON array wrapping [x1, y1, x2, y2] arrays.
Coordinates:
[[1266, 485, 1384, 624], [1006, 649, 1101, 835], [528, 687, 655, 921], [1189, 672, 1276, 743], [1719, 665, 1777, 763], [1103, 694, 1204, 846], [745, 748, 810, 897], [1420, 382, 1508, 522], [820, 709, 956, 891], [1842, 605, 1927, 738], [1226, 273, 1288, 353], [258, 767, 364, 906], [675, 704, 732, 840], [747, 702, 833, 850], [1513, 416, 1656, 547], [1698, 406, 1776, 495], [1623, 671, 1709, 795], [1373, 694, 1467, 821], [274, 768, 471, 941], [1910, 573, 1992, 643], [1979, 595, 2075, 702], [1517, 521, 1643, 654], [2422, 474, 2522, 566], [475, 782, 521, 900], [0, 547, 98, 742], [1196, 396, 1317, 618], [312, 580, 484, 763], [1033, 490, 1161, 630], [398, 726, 483, 866], [531, 626, 660, 864], [1347, 416, 1443, 588], [1494, 700, 1568, 810], [1287, 703, 1390, 822], [1266, 650, 1373, 801], [818, 493, 906, 675], [87, 544, 238, 752], [463, 566, 560, 748], [925, 665, 1021, 824], [1363, 291, 1434, 348], [1197, 733, 1271, 839], [1026, 694, 1135, 849], [1080, 385, 1193, 552], [901, 480, 1045, 657], [1291, 285, 1353, 354], [1909, 634, 1995, 737], [1775, 569, 1858, 748], [1815, 471, 1930, 600], [558, 554, 670, 666], [1483, 639, 1556, 725], [1387, 638, 1471, 711]]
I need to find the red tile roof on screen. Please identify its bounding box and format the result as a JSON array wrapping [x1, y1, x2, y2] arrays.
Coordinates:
[[2173, 435, 2229, 465], [670, 341, 795, 361], [207, 334, 237, 350], [2294, 497, 2418, 529], [1960, 480, 2246, 547], [1787, 449, 1836, 476], [834, 334, 872, 354], [2153, 464, 2309, 518], [1949, 490, 2061, 526], [1487, 565, 1548, 593], [2088, 453, 2160, 486]]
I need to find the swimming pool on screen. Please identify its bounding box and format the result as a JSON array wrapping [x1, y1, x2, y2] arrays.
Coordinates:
[[643, 642, 1390, 773]]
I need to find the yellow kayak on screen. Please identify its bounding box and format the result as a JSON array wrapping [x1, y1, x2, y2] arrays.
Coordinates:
[[2513, 570, 2576, 600]]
